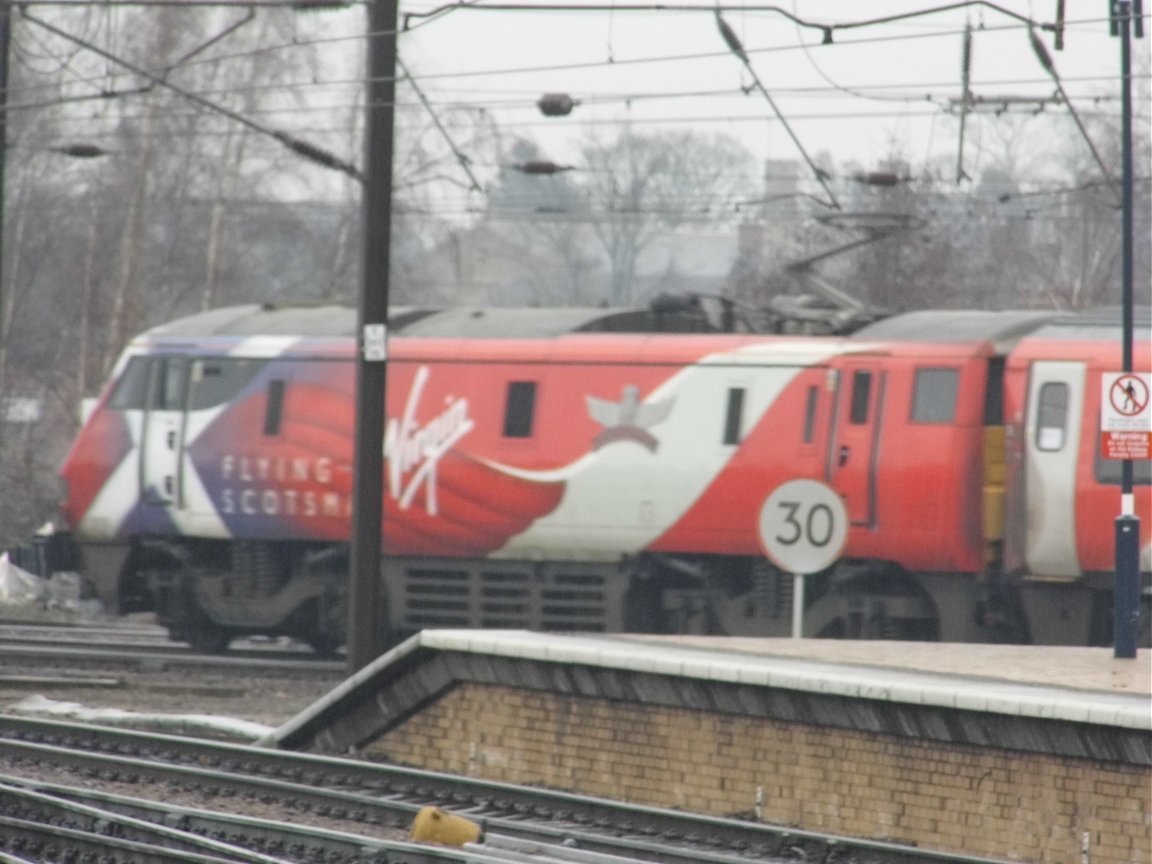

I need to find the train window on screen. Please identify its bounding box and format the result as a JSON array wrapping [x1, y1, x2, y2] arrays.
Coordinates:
[[187, 358, 264, 411], [264, 380, 286, 437], [911, 368, 959, 423], [803, 385, 819, 443], [154, 358, 188, 411], [107, 358, 151, 410], [983, 357, 1005, 425], [849, 371, 872, 424], [504, 381, 537, 438], [723, 388, 745, 444], [1036, 382, 1068, 451]]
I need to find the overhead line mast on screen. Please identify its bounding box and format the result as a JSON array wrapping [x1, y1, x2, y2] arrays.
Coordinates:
[[348, 0, 398, 672]]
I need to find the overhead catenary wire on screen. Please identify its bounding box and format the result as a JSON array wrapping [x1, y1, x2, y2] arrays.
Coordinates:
[[716, 11, 840, 209], [18, 6, 365, 181], [1028, 26, 1122, 204], [400, 1, 1061, 36], [6, 7, 1129, 103], [7, 1, 1141, 213], [397, 53, 482, 192], [9, 61, 1133, 119], [3, 5, 1136, 119]]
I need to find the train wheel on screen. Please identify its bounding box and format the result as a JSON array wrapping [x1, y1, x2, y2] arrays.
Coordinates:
[[807, 565, 939, 641]]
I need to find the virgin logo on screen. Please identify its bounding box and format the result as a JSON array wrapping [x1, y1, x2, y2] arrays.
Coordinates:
[[384, 366, 474, 515]]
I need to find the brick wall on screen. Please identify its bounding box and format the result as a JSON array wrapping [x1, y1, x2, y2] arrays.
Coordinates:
[[367, 683, 1151, 864]]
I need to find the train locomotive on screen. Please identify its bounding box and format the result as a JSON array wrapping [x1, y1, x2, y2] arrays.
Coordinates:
[[50, 301, 1151, 652]]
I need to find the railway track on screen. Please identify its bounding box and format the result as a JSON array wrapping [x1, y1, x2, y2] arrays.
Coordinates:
[[0, 620, 333, 662], [0, 621, 346, 735], [0, 620, 345, 689], [0, 641, 343, 675], [0, 714, 1011, 864]]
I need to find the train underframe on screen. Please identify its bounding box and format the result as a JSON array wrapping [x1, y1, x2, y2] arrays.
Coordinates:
[[69, 535, 1148, 652]]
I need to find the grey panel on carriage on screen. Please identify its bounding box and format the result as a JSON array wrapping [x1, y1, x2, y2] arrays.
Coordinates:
[[852, 310, 1066, 346], [141, 304, 713, 340], [144, 304, 436, 339], [1029, 306, 1152, 340], [391, 306, 715, 337]]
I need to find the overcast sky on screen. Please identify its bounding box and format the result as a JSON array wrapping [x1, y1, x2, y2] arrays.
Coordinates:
[[383, 1, 1144, 181]]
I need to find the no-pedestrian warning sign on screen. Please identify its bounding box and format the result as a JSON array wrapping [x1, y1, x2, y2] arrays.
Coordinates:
[[1101, 372, 1152, 460]]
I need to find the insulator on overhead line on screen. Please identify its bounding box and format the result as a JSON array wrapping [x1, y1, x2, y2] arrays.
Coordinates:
[[50, 144, 108, 158], [291, 0, 350, 8], [715, 13, 749, 64], [512, 161, 573, 175], [537, 93, 578, 117], [852, 172, 904, 187], [1029, 29, 1055, 73]]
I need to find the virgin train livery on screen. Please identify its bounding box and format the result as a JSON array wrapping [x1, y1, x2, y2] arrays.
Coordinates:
[[50, 302, 1151, 652]]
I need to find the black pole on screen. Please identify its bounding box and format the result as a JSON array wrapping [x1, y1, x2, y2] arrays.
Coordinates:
[[0, 4, 10, 387], [348, 0, 397, 673], [1111, 0, 1141, 659]]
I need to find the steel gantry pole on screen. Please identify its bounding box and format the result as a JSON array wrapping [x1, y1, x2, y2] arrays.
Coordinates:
[[348, 0, 398, 673], [0, 3, 10, 390], [1110, 0, 1144, 659]]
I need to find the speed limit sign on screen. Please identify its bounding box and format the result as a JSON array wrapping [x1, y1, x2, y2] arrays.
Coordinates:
[[758, 479, 848, 574]]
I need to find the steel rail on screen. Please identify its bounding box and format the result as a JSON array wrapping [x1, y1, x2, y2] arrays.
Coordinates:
[[1, 736, 742, 864], [0, 641, 345, 674], [0, 775, 522, 864], [0, 784, 287, 863], [0, 715, 1014, 864]]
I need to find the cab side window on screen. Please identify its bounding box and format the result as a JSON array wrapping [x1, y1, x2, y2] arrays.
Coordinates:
[[504, 381, 537, 438], [911, 368, 959, 423], [155, 358, 188, 411], [108, 356, 188, 411], [108, 357, 151, 410], [187, 358, 264, 410], [802, 385, 819, 443], [723, 388, 745, 445], [849, 371, 872, 424]]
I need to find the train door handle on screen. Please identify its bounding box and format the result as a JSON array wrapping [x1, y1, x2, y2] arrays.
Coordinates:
[[167, 430, 177, 449], [838, 446, 850, 467], [164, 476, 174, 495]]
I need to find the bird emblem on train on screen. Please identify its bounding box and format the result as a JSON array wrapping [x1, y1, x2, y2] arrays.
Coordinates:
[[586, 385, 674, 452]]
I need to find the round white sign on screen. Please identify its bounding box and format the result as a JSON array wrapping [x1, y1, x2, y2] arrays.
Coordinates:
[[758, 479, 849, 574]]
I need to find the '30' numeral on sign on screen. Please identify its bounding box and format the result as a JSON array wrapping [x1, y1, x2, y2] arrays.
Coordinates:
[[758, 480, 848, 574]]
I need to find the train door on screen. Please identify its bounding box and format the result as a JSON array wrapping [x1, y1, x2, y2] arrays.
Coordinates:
[[829, 362, 885, 527], [1022, 360, 1085, 578], [140, 356, 189, 507]]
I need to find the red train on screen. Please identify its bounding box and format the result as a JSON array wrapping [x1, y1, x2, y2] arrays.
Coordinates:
[[50, 302, 1150, 651]]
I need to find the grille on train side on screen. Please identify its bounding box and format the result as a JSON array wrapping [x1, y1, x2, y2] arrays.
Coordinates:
[[387, 560, 622, 632]]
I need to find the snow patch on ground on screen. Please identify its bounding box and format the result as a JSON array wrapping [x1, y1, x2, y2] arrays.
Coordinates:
[[8, 694, 275, 741]]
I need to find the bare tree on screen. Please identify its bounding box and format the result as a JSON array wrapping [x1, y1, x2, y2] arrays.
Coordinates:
[[480, 137, 602, 306], [578, 129, 754, 305]]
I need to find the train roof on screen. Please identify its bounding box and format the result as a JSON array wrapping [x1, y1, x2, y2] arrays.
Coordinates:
[[851, 310, 1067, 350], [148, 304, 358, 338], [144, 302, 1145, 346], [145, 303, 441, 338], [395, 306, 716, 337], [142, 302, 720, 340], [1026, 306, 1151, 340]]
